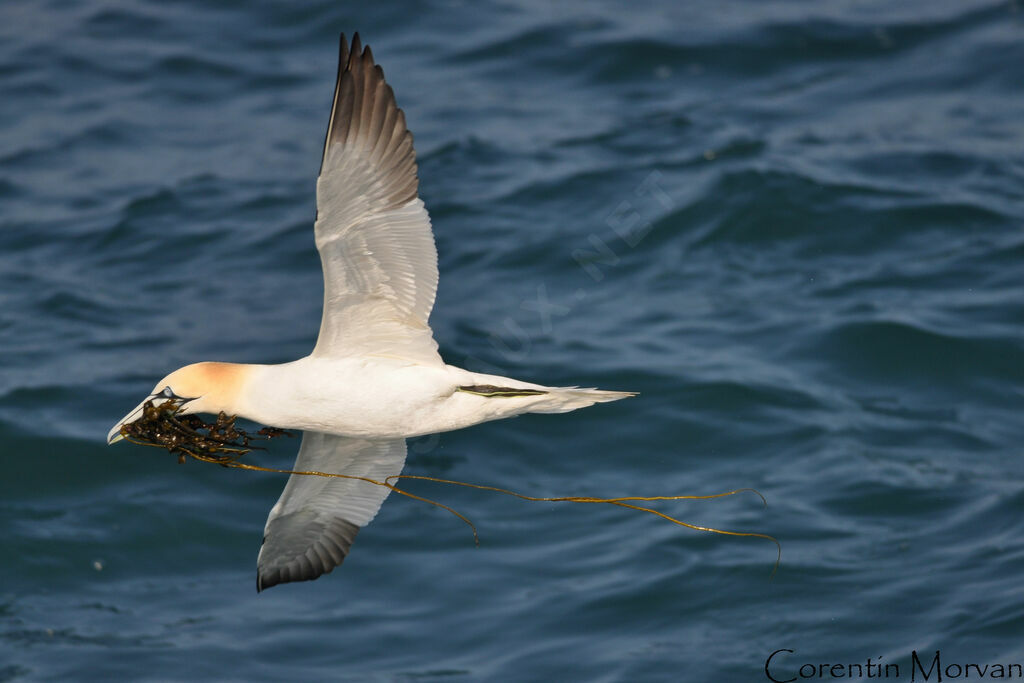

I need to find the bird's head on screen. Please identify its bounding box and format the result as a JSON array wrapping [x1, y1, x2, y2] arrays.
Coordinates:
[[107, 362, 248, 444]]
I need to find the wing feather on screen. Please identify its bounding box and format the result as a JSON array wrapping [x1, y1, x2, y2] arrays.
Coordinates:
[[312, 33, 440, 363], [256, 433, 407, 591]]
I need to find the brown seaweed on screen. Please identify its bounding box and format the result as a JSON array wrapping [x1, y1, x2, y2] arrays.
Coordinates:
[[119, 399, 292, 464]]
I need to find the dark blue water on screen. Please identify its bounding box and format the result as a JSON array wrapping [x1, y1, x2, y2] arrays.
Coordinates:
[[3, 1, 1024, 680]]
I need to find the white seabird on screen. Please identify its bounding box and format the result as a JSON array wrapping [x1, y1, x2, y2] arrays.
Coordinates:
[[108, 33, 634, 591]]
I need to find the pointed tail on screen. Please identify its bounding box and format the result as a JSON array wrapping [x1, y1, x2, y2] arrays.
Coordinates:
[[528, 386, 636, 414]]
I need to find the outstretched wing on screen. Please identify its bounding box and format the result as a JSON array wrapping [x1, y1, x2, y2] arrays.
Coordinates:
[[256, 432, 407, 591], [312, 33, 441, 364]]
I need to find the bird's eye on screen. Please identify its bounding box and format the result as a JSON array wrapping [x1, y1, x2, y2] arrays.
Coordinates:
[[160, 386, 176, 398]]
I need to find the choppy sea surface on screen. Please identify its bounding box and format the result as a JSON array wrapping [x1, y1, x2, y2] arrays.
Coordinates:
[[2, 1, 1024, 680]]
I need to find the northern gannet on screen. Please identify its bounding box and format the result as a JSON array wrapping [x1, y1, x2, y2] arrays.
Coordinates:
[[108, 33, 634, 591]]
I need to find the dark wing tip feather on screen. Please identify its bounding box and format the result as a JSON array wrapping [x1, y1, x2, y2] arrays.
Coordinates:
[[319, 32, 420, 206], [339, 32, 350, 72], [322, 33, 350, 162], [350, 32, 362, 61], [256, 517, 360, 592]]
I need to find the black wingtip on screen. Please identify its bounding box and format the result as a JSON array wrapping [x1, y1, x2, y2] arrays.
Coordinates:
[[339, 32, 349, 68], [351, 32, 362, 61], [258, 519, 360, 591]]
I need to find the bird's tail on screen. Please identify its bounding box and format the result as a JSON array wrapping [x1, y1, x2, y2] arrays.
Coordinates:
[[454, 370, 634, 418], [526, 386, 637, 414]]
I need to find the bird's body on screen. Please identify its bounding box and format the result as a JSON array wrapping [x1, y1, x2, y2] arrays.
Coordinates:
[[205, 357, 627, 440], [109, 33, 633, 590]]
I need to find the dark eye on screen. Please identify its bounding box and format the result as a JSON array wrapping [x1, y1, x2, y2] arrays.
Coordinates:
[[160, 386, 176, 398]]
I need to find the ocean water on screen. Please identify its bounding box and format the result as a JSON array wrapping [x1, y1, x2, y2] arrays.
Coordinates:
[[2, 0, 1024, 680]]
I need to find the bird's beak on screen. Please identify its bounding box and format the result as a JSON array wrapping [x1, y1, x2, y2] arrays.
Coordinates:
[[107, 397, 155, 445], [108, 385, 195, 445]]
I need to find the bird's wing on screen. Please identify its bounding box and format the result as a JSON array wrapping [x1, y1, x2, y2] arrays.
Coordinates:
[[256, 432, 407, 591], [312, 33, 441, 364]]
